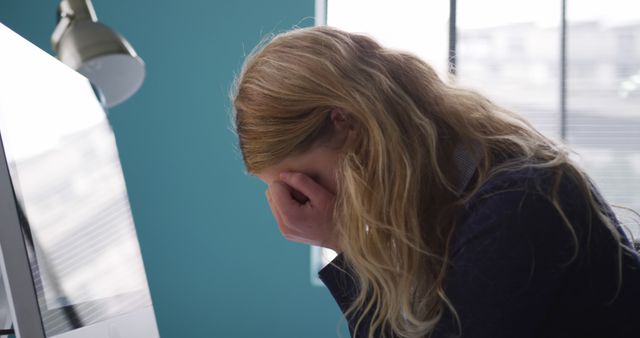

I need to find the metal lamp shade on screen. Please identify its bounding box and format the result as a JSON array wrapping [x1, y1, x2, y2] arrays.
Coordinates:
[[57, 20, 145, 108]]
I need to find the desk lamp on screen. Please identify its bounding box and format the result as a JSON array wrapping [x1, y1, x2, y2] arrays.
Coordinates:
[[51, 0, 145, 107]]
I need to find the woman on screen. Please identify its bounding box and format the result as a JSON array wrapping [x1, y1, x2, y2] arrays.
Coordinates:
[[231, 26, 640, 338]]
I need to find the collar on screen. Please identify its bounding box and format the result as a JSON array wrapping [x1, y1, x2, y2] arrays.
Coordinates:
[[452, 142, 482, 195]]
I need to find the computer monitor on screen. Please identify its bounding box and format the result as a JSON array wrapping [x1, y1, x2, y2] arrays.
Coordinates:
[[0, 22, 159, 338]]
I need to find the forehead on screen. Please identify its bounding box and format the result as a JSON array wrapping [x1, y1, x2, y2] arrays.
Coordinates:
[[254, 166, 280, 185]]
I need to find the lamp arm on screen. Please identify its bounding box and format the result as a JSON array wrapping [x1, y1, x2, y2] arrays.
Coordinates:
[[51, 0, 98, 52], [65, 0, 98, 22]]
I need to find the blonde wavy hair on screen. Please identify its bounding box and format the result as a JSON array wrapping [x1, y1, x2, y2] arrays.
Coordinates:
[[231, 26, 635, 338]]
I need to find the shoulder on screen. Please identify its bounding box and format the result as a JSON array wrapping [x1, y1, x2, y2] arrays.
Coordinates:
[[450, 164, 599, 259]]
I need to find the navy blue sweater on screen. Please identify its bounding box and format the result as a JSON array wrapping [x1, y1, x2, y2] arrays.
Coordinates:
[[318, 166, 640, 338]]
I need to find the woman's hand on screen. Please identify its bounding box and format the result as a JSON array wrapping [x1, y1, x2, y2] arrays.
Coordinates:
[[265, 171, 340, 252]]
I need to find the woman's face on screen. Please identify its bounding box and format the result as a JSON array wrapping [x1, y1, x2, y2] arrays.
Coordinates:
[[250, 109, 350, 251], [254, 143, 343, 251]]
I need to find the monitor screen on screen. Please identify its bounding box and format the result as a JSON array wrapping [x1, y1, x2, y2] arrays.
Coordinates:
[[0, 23, 156, 337]]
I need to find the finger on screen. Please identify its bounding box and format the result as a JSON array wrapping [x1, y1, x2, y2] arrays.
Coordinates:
[[279, 172, 332, 203], [269, 181, 308, 225]]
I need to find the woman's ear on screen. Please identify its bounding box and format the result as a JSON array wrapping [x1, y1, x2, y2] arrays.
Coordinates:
[[329, 107, 354, 150], [330, 108, 351, 130]]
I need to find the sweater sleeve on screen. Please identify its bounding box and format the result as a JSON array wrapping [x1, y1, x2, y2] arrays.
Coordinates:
[[318, 189, 580, 338]]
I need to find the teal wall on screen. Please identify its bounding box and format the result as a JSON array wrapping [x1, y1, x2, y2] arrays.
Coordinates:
[[0, 1, 348, 337]]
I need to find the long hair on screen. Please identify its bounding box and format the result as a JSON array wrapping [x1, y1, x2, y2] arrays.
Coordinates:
[[231, 26, 635, 338]]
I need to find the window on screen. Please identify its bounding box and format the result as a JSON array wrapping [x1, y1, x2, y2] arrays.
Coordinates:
[[566, 1, 640, 237], [457, 0, 561, 140], [326, 0, 450, 77]]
